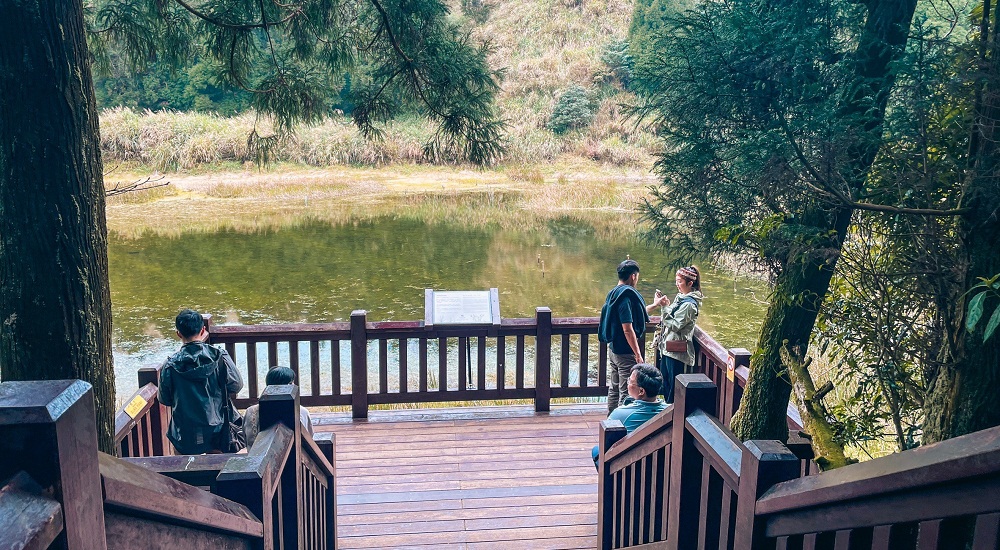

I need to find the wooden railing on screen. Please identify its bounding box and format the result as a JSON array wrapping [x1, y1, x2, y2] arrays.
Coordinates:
[[113, 363, 171, 458], [126, 384, 338, 550], [208, 309, 778, 420], [2, 379, 336, 549], [597, 374, 1000, 550], [0, 379, 266, 549], [751, 423, 1000, 549]]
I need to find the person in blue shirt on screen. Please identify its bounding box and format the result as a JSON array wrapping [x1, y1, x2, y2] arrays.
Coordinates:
[[592, 363, 667, 468]]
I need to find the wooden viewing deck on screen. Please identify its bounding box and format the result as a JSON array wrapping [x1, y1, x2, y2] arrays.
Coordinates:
[[320, 404, 606, 549]]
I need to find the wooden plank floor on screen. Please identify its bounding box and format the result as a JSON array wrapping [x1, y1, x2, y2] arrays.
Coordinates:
[[312, 404, 606, 549]]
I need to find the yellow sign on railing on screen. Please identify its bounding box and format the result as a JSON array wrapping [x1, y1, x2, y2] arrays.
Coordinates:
[[124, 395, 148, 419]]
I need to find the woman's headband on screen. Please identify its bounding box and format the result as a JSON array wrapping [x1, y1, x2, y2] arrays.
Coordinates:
[[677, 267, 698, 282]]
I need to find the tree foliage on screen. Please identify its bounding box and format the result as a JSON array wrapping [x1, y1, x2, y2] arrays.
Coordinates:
[[547, 85, 594, 134], [87, 0, 506, 164]]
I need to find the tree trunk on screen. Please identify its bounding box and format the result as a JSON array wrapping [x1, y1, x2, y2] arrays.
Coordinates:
[[923, 4, 1000, 440], [731, 208, 850, 440], [731, 0, 917, 442], [0, 0, 116, 453]]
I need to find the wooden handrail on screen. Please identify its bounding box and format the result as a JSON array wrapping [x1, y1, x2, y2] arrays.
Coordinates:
[[0, 471, 64, 550], [685, 409, 742, 487], [756, 423, 1000, 516], [113, 382, 158, 441], [99, 453, 262, 538]]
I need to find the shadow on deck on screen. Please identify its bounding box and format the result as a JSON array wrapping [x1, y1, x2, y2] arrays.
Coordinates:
[[316, 404, 606, 549]]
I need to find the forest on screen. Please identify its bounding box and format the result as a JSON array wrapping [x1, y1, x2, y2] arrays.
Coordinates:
[[0, 0, 997, 467]]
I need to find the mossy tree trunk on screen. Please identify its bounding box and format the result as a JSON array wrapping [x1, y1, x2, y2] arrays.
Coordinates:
[[0, 0, 116, 453], [731, 0, 917, 442]]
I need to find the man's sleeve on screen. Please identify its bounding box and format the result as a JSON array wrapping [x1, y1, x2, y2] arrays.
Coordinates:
[[617, 299, 634, 325], [158, 364, 174, 407], [222, 350, 244, 394]]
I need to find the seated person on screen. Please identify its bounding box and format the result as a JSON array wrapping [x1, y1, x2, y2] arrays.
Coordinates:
[[159, 309, 243, 455], [592, 363, 667, 468], [244, 366, 314, 448]]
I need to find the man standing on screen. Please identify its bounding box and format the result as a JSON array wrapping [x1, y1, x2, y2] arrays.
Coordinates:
[[159, 309, 244, 454], [599, 260, 667, 413]]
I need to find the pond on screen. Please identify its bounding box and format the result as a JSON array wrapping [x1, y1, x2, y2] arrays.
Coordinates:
[[109, 211, 769, 401]]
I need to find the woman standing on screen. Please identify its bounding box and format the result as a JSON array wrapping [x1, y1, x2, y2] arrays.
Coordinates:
[[655, 266, 704, 403]]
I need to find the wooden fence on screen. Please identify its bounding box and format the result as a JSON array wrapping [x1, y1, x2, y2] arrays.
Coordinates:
[[206, 310, 772, 421], [2, 378, 336, 550], [596, 374, 1000, 550]]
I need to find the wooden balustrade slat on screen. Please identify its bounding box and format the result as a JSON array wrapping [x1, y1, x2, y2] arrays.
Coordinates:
[[973, 513, 1000, 550], [310, 340, 321, 396], [379, 339, 388, 394], [917, 519, 942, 549], [871, 525, 892, 550], [639, 455, 651, 544], [776, 536, 789, 550], [720, 486, 735, 550], [458, 336, 468, 390], [247, 341, 260, 400], [516, 335, 526, 389], [802, 532, 818, 550], [435, 337, 445, 391], [419, 338, 429, 393], [400, 338, 408, 394], [290, 340, 300, 385], [560, 334, 570, 388], [631, 461, 641, 546], [599, 342, 608, 394], [497, 336, 506, 391], [331, 339, 342, 395], [698, 457, 723, 550], [580, 334, 590, 388], [268, 341, 278, 370], [478, 336, 487, 390]]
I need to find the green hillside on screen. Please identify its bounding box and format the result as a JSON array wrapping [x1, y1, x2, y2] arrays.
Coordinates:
[[96, 0, 658, 172]]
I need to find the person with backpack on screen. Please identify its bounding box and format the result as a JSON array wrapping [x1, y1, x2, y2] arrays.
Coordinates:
[[653, 266, 704, 403], [599, 259, 668, 413], [158, 309, 245, 454]]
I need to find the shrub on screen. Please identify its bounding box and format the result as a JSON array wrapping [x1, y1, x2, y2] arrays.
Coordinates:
[[547, 86, 594, 134]]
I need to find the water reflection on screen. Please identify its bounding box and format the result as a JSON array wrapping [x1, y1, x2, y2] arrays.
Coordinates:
[[109, 215, 768, 399]]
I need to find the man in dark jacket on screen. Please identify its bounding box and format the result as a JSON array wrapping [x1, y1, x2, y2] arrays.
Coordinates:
[[600, 260, 667, 413], [159, 309, 243, 454]]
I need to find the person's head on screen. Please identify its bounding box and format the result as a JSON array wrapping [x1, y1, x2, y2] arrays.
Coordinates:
[[628, 363, 663, 401], [617, 259, 641, 286], [265, 366, 296, 386], [175, 309, 206, 342], [675, 266, 701, 293]]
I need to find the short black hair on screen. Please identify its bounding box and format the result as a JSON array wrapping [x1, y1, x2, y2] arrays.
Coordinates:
[[265, 366, 296, 385], [175, 309, 204, 338], [617, 259, 640, 281], [631, 363, 663, 397]]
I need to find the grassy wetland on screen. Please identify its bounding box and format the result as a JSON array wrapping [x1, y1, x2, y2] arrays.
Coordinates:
[[100, 0, 769, 402]]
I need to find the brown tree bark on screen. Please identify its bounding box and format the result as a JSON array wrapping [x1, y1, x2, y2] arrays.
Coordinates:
[[731, 0, 917, 441], [0, 0, 116, 453], [923, 2, 1000, 441]]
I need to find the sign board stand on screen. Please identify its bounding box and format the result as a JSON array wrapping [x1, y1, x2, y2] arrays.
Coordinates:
[[424, 288, 501, 389]]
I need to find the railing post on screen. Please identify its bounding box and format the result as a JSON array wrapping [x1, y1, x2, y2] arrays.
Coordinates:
[[667, 374, 717, 550], [597, 419, 627, 550], [535, 307, 552, 412], [724, 348, 751, 427], [314, 432, 338, 550], [350, 310, 369, 419], [0, 380, 108, 549], [137, 363, 171, 456], [260, 384, 303, 548], [734, 440, 800, 550]]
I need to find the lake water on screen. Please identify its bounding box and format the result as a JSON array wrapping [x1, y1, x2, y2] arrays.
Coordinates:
[[108, 214, 769, 401]]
